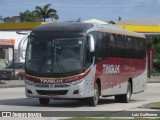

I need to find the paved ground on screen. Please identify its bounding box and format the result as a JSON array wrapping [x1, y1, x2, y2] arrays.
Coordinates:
[[0, 83, 160, 119], [0, 78, 160, 120], [0, 76, 160, 88]]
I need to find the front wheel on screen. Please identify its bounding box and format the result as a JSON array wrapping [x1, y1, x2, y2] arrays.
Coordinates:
[[39, 98, 50, 105], [88, 83, 99, 106], [115, 82, 132, 103]]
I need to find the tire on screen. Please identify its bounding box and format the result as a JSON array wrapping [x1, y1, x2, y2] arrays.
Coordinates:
[[115, 82, 132, 103], [39, 98, 50, 105], [115, 95, 122, 102], [88, 83, 99, 106]]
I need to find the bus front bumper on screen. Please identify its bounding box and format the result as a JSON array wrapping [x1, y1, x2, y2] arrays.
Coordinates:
[[25, 80, 94, 99]]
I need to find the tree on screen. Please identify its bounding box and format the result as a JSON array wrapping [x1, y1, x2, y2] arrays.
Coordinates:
[[35, 4, 59, 21], [3, 17, 10, 22], [20, 10, 39, 22], [146, 35, 160, 71], [118, 16, 122, 21], [108, 20, 116, 24]]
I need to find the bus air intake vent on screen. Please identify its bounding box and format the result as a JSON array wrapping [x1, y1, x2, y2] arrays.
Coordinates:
[[36, 90, 68, 95]]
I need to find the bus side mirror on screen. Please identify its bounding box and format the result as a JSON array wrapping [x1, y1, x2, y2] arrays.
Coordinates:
[[88, 34, 95, 52]]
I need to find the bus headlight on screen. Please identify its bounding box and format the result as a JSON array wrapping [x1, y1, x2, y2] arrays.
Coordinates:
[[69, 79, 84, 85], [25, 79, 35, 85]]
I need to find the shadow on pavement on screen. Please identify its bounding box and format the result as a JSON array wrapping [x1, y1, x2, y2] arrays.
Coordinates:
[[0, 97, 145, 108]]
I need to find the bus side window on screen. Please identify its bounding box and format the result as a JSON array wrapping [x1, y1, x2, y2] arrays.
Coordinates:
[[116, 34, 126, 58], [107, 34, 116, 57], [96, 32, 106, 58], [125, 37, 133, 58], [140, 38, 146, 58], [133, 38, 140, 59]]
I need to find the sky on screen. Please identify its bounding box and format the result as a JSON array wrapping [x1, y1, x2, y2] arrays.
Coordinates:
[[0, 0, 160, 22]]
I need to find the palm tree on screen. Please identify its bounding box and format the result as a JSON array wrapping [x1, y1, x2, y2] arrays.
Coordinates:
[[35, 4, 59, 22]]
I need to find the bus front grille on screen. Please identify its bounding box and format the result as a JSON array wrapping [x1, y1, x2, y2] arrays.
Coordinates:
[[36, 90, 68, 95]]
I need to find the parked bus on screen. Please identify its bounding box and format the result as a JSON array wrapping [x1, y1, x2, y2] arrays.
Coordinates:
[[25, 22, 147, 106]]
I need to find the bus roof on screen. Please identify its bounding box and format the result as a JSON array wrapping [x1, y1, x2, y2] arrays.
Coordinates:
[[32, 22, 94, 33], [32, 22, 145, 39], [93, 23, 145, 38]]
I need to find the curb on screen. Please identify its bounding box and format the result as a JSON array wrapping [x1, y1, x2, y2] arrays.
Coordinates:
[[147, 81, 160, 83], [0, 85, 24, 88]]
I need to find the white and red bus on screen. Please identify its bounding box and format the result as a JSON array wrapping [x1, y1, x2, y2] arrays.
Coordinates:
[[25, 22, 147, 106]]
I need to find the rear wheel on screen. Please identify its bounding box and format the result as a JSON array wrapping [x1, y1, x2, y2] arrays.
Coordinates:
[[88, 83, 99, 106], [39, 98, 50, 105], [115, 82, 132, 103]]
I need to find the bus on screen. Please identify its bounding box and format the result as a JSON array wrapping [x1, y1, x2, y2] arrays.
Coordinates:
[[25, 22, 147, 106]]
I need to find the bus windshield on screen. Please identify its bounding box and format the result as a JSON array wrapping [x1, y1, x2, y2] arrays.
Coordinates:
[[26, 37, 84, 76]]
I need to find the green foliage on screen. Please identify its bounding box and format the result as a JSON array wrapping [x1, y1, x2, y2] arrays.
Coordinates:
[[0, 16, 10, 22], [146, 35, 160, 70], [20, 10, 39, 22], [34, 3, 59, 21], [108, 20, 116, 24], [118, 16, 122, 21], [143, 102, 160, 110], [3, 17, 10, 22]]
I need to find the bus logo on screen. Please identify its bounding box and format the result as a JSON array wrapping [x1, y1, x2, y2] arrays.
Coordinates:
[[103, 64, 120, 74], [40, 79, 63, 84]]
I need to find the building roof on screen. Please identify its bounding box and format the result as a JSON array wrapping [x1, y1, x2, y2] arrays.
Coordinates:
[[6, 16, 20, 23], [84, 19, 108, 25], [0, 22, 47, 31], [117, 18, 160, 26]]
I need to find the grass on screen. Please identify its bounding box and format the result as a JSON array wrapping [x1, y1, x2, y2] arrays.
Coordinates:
[[64, 102, 160, 120], [65, 118, 160, 120], [150, 71, 160, 77], [142, 102, 160, 109]]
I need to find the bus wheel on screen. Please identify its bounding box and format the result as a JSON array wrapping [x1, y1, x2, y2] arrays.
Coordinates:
[[115, 82, 132, 103], [39, 98, 50, 105], [115, 95, 122, 102], [88, 83, 99, 106]]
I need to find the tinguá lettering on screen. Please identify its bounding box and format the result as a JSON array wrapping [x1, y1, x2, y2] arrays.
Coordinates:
[[40, 79, 63, 84], [103, 64, 120, 74]]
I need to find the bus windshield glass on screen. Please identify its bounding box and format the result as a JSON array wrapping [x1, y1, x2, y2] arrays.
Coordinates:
[[26, 37, 84, 76]]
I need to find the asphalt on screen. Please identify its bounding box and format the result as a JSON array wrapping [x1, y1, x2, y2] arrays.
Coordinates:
[[0, 79, 24, 88], [0, 76, 160, 88]]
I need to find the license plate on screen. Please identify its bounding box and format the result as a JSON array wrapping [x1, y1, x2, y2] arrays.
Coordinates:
[[47, 94, 57, 98]]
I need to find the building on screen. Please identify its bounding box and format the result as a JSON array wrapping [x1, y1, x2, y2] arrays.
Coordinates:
[[117, 18, 160, 35], [5, 16, 21, 23], [0, 22, 47, 68]]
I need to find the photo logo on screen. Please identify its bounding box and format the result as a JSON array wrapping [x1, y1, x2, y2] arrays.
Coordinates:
[[2, 112, 11, 117]]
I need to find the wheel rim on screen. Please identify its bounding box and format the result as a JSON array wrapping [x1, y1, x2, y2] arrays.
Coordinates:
[[127, 84, 131, 100], [94, 84, 99, 104]]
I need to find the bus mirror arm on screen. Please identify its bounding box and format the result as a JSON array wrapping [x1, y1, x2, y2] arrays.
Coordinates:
[[88, 34, 95, 52]]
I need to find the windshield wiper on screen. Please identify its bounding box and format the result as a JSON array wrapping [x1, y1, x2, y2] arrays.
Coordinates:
[[54, 52, 68, 77]]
